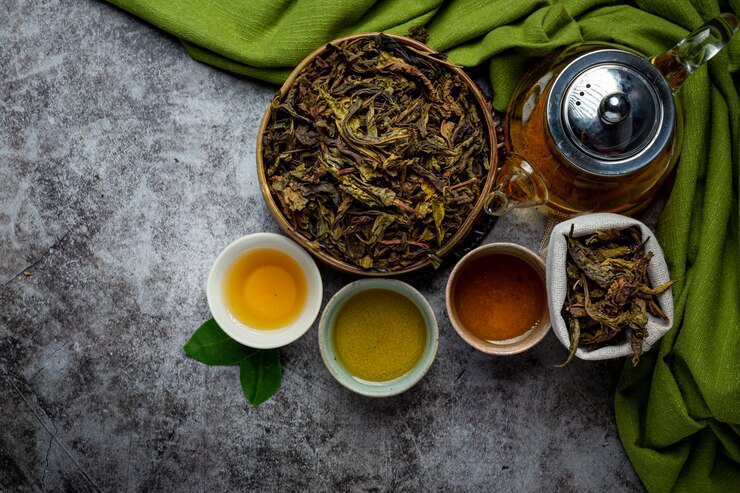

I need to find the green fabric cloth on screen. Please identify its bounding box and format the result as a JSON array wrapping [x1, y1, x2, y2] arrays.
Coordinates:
[[105, 0, 740, 490]]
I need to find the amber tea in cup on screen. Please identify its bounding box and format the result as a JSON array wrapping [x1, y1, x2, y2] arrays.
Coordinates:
[[446, 243, 550, 355], [224, 248, 307, 330], [453, 254, 544, 341]]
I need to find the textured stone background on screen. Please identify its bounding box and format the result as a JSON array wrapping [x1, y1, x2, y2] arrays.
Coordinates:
[[2, 1, 652, 491]]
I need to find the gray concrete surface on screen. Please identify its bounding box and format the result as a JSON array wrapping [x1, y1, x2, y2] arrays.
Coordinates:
[[1, 1, 647, 491]]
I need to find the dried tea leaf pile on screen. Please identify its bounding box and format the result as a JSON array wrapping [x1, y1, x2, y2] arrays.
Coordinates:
[[558, 226, 677, 367], [262, 35, 490, 272]]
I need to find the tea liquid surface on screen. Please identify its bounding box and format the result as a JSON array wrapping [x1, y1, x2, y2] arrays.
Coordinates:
[[453, 254, 544, 341], [224, 248, 307, 330], [333, 289, 426, 382]]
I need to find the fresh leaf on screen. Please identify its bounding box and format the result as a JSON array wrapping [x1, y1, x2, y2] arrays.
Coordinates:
[[184, 319, 284, 406], [240, 348, 282, 406], [183, 318, 254, 365]]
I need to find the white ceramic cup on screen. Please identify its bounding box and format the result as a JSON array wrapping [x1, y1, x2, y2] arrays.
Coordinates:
[[207, 233, 323, 349]]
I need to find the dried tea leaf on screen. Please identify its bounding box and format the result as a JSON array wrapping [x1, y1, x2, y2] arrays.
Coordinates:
[[566, 228, 620, 288], [585, 229, 623, 244], [280, 187, 309, 211], [556, 316, 581, 368], [638, 279, 679, 296]]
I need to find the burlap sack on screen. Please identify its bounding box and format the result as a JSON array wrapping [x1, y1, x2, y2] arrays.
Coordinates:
[[546, 213, 674, 361]]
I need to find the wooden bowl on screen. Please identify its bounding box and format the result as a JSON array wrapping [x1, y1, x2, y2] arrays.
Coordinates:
[[256, 33, 497, 276]]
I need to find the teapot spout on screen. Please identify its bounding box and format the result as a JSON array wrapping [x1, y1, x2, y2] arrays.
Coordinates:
[[484, 154, 548, 216], [651, 13, 739, 93]]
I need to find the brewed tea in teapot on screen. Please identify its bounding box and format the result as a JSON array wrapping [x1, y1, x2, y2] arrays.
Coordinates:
[[485, 13, 738, 216]]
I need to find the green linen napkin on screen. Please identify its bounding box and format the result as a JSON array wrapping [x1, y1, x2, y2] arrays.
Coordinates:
[[105, 0, 740, 490]]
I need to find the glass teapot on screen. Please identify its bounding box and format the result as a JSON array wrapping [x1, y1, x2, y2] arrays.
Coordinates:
[[486, 13, 739, 216]]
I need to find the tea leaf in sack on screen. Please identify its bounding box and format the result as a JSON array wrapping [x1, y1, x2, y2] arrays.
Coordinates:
[[558, 226, 677, 367]]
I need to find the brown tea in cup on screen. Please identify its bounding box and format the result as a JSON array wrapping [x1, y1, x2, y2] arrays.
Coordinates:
[[445, 243, 550, 355], [452, 254, 545, 342]]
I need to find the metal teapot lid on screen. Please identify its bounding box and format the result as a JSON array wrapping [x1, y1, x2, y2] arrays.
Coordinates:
[[546, 49, 675, 176]]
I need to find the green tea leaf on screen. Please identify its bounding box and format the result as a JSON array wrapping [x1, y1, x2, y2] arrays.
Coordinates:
[[317, 85, 348, 120], [368, 213, 395, 245], [184, 319, 283, 406], [183, 318, 253, 365], [432, 196, 445, 246], [240, 348, 282, 406]]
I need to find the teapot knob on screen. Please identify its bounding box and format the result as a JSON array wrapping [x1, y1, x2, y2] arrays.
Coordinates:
[[599, 93, 631, 124]]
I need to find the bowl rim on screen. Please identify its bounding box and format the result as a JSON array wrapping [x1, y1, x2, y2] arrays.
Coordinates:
[[445, 242, 551, 355], [255, 32, 498, 276], [206, 232, 323, 349], [318, 278, 439, 397]]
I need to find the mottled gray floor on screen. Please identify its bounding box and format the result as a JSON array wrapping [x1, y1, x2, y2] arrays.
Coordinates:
[[1, 1, 648, 491]]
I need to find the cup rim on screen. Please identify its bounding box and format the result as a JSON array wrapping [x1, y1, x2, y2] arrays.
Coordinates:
[[445, 242, 551, 355], [206, 232, 323, 349], [318, 278, 439, 397]]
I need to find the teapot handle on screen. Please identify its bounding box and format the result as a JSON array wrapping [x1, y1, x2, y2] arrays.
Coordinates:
[[651, 13, 739, 93]]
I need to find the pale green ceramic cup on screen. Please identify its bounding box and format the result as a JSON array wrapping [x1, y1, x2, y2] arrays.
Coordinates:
[[318, 279, 439, 397]]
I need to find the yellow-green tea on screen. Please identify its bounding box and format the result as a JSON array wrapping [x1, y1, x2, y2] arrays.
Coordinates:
[[333, 289, 426, 382], [224, 248, 307, 330]]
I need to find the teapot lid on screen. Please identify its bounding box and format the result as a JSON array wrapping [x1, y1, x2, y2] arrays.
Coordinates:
[[546, 49, 675, 176]]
